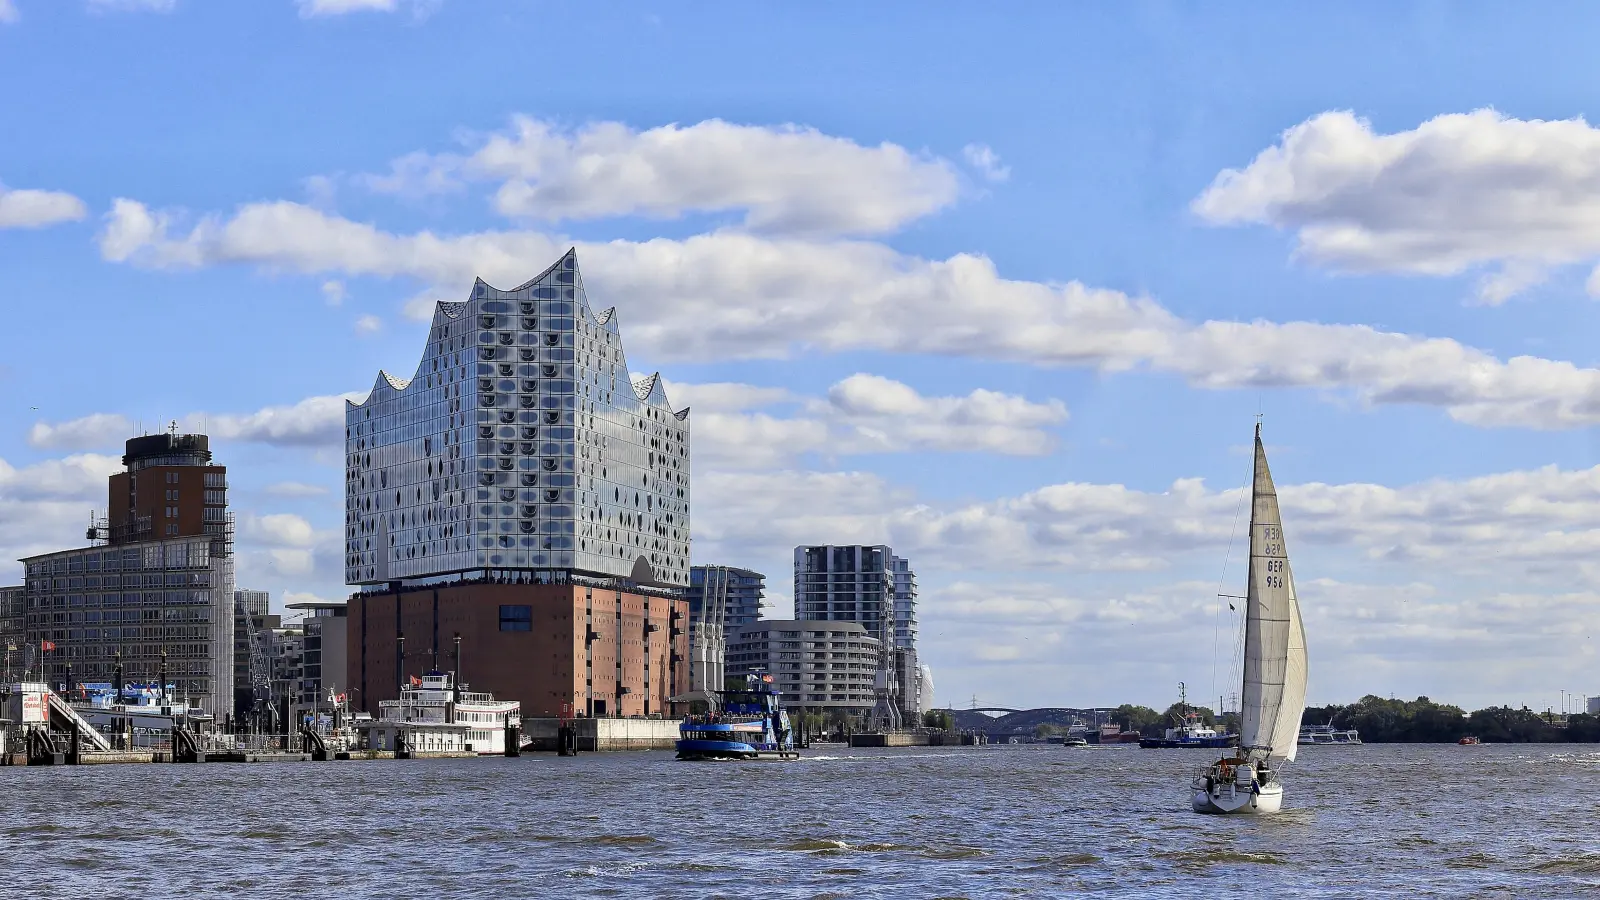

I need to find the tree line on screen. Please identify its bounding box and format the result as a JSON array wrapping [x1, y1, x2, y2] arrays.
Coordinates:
[[1108, 695, 1600, 743]]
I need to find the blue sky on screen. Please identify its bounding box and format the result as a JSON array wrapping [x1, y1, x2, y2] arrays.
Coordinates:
[[5, 1, 1600, 712]]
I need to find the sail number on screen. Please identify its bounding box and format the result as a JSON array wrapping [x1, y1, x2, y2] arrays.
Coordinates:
[[1264, 575, 1285, 588], [1262, 526, 1281, 539]]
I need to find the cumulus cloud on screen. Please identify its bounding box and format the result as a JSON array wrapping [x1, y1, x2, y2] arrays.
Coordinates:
[[321, 279, 346, 305], [365, 116, 961, 235], [0, 454, 125, 572], [695, 461, 1600, 579], [96, 196, 1600, 430], [0, 182, 86, 229], [28, 393, 363, 451], [353, 313, 382, 334], [1195, 109, 1600, 303], [205, 393, 362, 446], [671, 374, 1066, 468], [241, 512, 316, 547], [962, 143, 1010, 183], [27, 413, 134, 450]]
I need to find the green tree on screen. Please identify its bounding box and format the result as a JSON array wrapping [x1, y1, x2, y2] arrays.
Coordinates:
[[1163, 703, 1217, 726], [1111, 704, 1163, 737], [922, 709, 954, 731]]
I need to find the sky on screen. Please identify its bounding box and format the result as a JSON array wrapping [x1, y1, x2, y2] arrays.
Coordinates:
[[5, 1, 1600, 713]]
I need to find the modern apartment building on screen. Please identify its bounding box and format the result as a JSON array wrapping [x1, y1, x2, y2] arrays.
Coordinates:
[[792, 545, 923, 719], [685, 565, 765, 694], [19, 431, 234, 714], [344, 250, 690, 717], [726, 619, 881, 713]]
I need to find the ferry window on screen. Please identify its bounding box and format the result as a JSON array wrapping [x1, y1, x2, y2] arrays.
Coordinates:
[[498, 605, 532, 631]]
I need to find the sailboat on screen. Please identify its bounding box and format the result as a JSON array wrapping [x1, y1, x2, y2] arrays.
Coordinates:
[[1191, 424, 1308, 815]]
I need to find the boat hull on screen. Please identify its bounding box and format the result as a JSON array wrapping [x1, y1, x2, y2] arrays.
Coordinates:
[[1191, 781, 1284, 815], [674, 739, 798, 761], [1140, 735, 1237, 749]]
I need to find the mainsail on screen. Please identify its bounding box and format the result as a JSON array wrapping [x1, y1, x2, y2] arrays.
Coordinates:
[[1238, 424, 1308, 763]]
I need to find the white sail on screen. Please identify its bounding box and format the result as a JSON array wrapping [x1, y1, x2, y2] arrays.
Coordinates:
[[1238, 424, 1308, 762]]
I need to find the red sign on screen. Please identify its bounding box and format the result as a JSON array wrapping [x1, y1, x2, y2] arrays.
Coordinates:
[[39, 640, 55, 651]]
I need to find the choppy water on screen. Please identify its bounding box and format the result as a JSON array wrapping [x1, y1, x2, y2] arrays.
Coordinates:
[[4, 743, 1600, 898]]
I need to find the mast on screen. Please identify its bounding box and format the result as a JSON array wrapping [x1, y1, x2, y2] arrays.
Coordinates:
[[1238, 422, 1305, 762]]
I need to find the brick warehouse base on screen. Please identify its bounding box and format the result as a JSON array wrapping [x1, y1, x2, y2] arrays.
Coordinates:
[[348, 581, 688, 719]]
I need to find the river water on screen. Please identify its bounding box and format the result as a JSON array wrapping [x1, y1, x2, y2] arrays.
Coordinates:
[[4, 743, 1599, 898]]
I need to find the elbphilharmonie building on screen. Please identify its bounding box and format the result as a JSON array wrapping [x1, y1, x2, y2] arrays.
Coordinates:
[[344, 250, 692, 718], [345, 248, 690, 587]]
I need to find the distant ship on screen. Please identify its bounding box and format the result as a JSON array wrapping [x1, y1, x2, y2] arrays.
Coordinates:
[[1141, 683, 1237, 749], [1190, 424, 1308, 815], [1298, 724, 1361, 745], [1458, 735, 1482, 745]]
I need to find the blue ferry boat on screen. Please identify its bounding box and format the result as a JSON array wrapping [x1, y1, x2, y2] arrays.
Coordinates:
[[676, 673, 800, 761]]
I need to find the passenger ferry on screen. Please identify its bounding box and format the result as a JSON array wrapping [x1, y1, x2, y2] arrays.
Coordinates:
[[676, 673, 799, 761], [1297, 724, 1362, 745], [366, 671, 521, 755]]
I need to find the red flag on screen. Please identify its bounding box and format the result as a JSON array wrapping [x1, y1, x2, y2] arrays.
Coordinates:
[[409, 675, 421, 687], [39, 640, 55, 651]]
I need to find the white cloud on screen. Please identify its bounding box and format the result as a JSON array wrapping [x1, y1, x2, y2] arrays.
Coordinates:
[[262, 481, 330, 498], [353, 313, 382, 334], [321, 279, 346, 305], [296, 0, 393, 15], [962, 143, 1010, 183], [367, 116, 961, 235], [695, 461, 1600, 580], [671, 375, 1066, 468], [241, 512, 316, 548], [0, 183, 86, 229], [97, 196, 1600, 430], [29, 393, 363, 451], [1195, 109, 1600, 303], [356, 149, 463, 197], [27, 413, 134, 450], [204, 393, 362, 446], [0, 0, 17, 23]]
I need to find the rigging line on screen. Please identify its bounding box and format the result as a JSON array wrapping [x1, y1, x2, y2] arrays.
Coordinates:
[[1209, 472, 1251, 708]]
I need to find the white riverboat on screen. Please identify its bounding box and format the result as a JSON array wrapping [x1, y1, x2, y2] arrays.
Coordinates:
[[1298, 724, 1361, 745], [365, 671, 520, 755]]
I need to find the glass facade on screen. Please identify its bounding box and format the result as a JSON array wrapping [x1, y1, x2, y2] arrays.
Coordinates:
[[21, 537, 234, 713], [345, 250, 691, 587]]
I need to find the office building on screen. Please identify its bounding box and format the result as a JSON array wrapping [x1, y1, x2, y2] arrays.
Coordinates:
[[344, 250, 691, 717], [685, 565, 765, 694], [726, 619, 880, 713], [233, 589, 270, 716], [1, 585, 23, 681], [287, 600, 348, 718], [19, 431, 234, 714]]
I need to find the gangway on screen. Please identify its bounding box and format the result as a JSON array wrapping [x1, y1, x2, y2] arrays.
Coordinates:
[[40, 685, 112, 750]]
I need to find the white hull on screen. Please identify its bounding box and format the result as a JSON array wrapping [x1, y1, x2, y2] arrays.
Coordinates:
[[1191, 780, 1284, 815]]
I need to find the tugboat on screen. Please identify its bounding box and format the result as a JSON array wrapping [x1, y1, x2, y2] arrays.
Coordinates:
[[676, 673, 800, 761], [1140, 683, 1238, 749]]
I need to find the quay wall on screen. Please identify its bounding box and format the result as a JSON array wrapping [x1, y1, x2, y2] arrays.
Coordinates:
[[522, 717, 679, 751]]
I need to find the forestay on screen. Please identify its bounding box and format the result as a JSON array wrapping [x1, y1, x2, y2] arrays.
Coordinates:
[[1238, 425, 1308, 763]]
